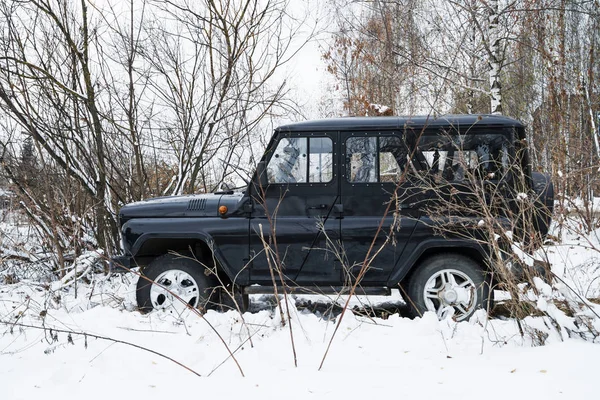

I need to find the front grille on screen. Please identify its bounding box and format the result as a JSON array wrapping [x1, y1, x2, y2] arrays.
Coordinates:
[[187, 198, 207, 210]]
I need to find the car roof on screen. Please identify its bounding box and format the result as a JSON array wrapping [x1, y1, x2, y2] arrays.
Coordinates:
[[275, 114, 525, 132]]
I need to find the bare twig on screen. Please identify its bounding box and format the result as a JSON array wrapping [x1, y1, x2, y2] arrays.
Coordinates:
[[0, 320, 202, 377]]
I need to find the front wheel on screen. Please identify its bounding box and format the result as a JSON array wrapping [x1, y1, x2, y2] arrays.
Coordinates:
[[403, 254, 492, 321], [136, 253, 215, 314]]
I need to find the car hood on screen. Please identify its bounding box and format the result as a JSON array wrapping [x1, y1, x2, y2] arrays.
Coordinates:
[[119, 192, 245, 222]]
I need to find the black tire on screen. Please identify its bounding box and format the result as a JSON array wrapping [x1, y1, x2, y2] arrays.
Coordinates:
[[136, 253, 216, 314], [403, 254, 492, 321]]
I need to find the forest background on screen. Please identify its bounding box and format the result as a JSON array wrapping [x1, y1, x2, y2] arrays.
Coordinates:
[[0, 0, 598, 275]]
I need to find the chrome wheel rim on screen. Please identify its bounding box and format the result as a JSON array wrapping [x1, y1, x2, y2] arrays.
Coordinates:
[[149, 269, 200, 313], [423, 269, 477, 321]]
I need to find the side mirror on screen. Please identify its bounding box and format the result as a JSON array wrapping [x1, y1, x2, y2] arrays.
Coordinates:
[[256, 161, 268, 188]]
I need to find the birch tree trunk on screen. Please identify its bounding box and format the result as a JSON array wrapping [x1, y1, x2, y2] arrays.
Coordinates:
[[488, 0, 502, 115]]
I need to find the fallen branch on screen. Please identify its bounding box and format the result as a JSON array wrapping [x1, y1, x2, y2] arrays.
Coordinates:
[[0, 320, 202, 377], [0, 247, 37, 262]]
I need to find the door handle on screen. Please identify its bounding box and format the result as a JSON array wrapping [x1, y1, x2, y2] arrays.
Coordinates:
[[333, 203, 344, 219], [307, 204, 328, 210]]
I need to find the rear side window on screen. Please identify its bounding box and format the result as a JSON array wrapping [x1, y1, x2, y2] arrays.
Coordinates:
[[267, 136, 333, 184], [417, 133, 510, 182], [344, 132, 510, 184]]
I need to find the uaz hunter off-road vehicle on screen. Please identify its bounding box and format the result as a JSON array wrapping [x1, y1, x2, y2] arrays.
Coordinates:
[[112, 115, 554, 321]]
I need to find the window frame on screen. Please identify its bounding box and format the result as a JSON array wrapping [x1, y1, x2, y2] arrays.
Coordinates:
[[265, 133, 335, 186], [344, 132, 407, 185], [413, 129, 515, 183]]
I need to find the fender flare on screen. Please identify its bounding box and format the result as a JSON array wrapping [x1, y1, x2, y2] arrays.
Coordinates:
[[387, 239, 489, 286], [131, 232, 239, 281]]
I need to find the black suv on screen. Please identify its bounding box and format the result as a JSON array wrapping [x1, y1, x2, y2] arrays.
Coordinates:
[[113, 115, 553, 321]]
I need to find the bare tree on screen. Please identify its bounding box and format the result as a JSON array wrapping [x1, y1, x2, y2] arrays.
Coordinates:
[[324, 0, 599, 226], [0, 0, 119, 254], [143, 0, 310, 194], [0, 0, 312, 273], [323, 0, 426, 115]]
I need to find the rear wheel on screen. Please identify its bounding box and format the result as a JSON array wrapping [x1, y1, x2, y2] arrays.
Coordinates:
[[403, 254, 492, 321], [136, 253, 215, 314]]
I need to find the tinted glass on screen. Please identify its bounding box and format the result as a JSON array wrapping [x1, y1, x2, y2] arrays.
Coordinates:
[[347, 135, 406, 183], [267, 137, 333, 184], [347, 137, 377, 183], [417, 133, 509, 182]]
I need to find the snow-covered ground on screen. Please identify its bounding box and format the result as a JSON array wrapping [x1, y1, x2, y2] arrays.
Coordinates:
[[2, 285, 599, 400], [1, 222, 599, 400]]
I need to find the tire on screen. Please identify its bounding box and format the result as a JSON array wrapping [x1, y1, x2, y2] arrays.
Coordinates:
[[403, 254, 492, 321], [136, 253, 216, 314]]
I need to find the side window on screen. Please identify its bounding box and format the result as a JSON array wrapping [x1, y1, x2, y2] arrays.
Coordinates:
[[379, 136, 406, 183], [347, 137, 377, 182], [309, 137, 333, 183], [417, 133, 509, 182], [267, 137, 333, 184], [347, 135, 406, 183]]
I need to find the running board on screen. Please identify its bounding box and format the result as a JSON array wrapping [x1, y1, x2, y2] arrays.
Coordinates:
[[243, 286, 391, 296]]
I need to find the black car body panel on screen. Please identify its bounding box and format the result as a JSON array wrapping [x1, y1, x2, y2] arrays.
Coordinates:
[[114, 115, 552, 296], [274, 115, 525, 132]]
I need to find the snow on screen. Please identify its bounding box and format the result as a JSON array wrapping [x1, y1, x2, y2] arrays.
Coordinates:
[[544, 222, 600, 299], [0, 322, 595, 399], [1, 269, 599, 399], [561, 196, 600, 214], [369, 103, 391, 114], [1, 0, 599, 395]]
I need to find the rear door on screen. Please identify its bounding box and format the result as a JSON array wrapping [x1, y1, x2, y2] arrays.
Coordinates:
[[339, 131, 420, 284]]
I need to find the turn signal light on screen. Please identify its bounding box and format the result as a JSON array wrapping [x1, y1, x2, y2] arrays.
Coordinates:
[[219, 205, 228, 215]]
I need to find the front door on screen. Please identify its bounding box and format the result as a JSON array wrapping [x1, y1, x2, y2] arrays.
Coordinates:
[[249, 132, 341, 285]]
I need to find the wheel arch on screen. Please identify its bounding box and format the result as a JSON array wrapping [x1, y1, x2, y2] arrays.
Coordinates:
[[131, 233, 237, 285], [388, 240, 490, 286]]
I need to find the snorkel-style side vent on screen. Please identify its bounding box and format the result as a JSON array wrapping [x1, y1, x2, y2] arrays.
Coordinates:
[[187, 198, 207, 210]]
